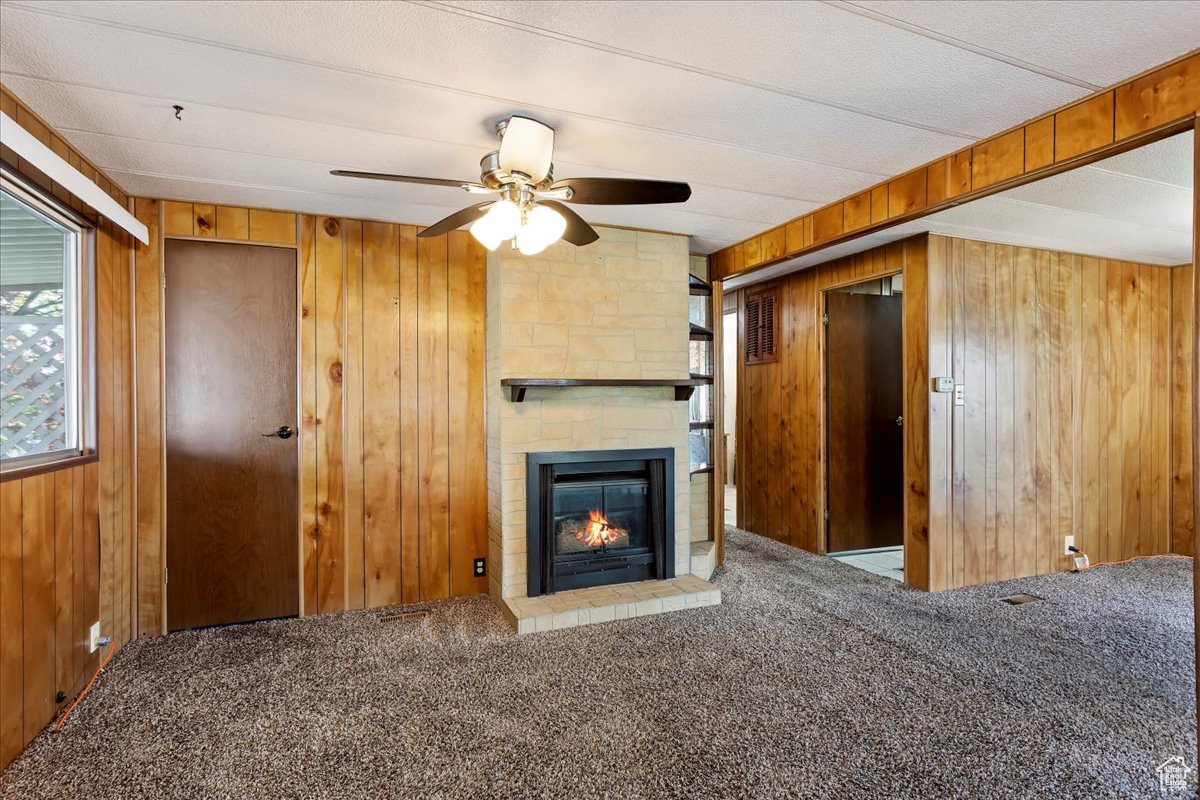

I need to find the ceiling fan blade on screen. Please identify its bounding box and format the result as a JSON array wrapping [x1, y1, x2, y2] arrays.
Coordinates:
[[540, 200, 600, 246], [330, 170, 470, 189], [417, 202, 493, 238], [499, 115, 554, 183], [551, 177, 691, 205]]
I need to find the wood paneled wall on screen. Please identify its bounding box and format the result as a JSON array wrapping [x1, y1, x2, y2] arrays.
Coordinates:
[[0, 86, 136, 769], [736, 237, 931, 587], [924, 236, 1185, 589], [736, 233, 1193, 592], [1172, 264, 1195, 557], [710, 50, 1199, 281], [133, 202, 488, 634]]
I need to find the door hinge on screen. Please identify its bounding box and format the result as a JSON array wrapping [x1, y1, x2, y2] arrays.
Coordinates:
[[163, 566, 168, 584], [161, 273, 166, 290], [824, 509, 829, 521], [822, 313, 828, 325]]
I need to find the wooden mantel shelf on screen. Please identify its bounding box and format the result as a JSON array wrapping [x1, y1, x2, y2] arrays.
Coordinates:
[[500, 378, 706, 403]]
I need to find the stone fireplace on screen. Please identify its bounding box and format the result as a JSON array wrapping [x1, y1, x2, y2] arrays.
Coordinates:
[[486, 226, 719, 632]]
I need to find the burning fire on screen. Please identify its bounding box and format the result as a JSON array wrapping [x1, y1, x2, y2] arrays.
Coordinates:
[[575, 509, 627, 548]]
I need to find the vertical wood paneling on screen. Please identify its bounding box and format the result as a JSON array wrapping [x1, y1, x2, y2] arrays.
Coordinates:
[[52, 468, 72, 712], [1151, 267, 1170, 556], [740, 233, 1185, 592], [903, 237, 931, 590], [417, 235, 451, 601], [737, 237, 924, 572], [162, 201, 194, 237], [96, 221, 116, 644], [192, 203, 216, 238], [314, 219, 346, 614], [298, 216, 318, 616], [1077, 258, 1104, 562], [20, 474, 54, 745], [1054, 93, 1115, 162], [963, 240, 987, 586], [926, 235, 953, 591], [133, 199, 163, 637], [926, 237, 1178, 588], [1172, 265, 1195, 555], [215, 206, 249, 240], [1120, 262, 1140, 560], [0, 479, 23, 766], [1012, 246, 1038, 577], [447, 232, 488, 597], [247, 210, 298, 245], [1, 80, 138, 769], [397, 227, 421, 603], [993, 245, 1015, 582], [343, 221, 365, 610], [362, 222, 402, 607]]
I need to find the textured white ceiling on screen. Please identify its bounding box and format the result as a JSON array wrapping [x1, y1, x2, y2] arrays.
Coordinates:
[[724, 130, 1194, 290], [0, 0, 1196, 252]]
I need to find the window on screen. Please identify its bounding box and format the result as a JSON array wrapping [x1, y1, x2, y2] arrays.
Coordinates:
[[0, 172, 93, 475], [744, 288, 777, 364]]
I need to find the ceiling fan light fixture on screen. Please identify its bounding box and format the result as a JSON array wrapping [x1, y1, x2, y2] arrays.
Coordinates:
[[515, 204, 567, 256], [498, 116, 555, 184], [469, 199, 520, 250]]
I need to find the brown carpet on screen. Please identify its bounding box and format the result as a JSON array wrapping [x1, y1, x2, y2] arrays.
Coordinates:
[[0, 527, 1194, 799]]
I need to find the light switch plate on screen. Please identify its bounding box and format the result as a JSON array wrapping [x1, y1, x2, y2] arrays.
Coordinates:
[[88, 621, 101, 653], [932, 376, 954, 393]]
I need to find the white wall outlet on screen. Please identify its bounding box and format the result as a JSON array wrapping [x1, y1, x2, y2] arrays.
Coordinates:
[[88, 621, 101, 653], [1064, 535, 1075, 556]]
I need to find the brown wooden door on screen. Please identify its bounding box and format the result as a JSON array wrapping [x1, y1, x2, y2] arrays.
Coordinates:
[[165, 240, 298, 630], [825, 290, 904, 553]]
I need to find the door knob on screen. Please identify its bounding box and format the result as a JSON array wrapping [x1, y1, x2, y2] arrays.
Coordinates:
[[895, 416, 903, 426], [263, 426, 294, 439]]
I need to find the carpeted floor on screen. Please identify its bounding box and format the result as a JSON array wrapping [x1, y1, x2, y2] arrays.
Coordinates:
[[1, 527, 1194, 799]]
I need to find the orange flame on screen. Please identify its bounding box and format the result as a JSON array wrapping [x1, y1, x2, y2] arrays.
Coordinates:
[[575, 509, 627, 547]]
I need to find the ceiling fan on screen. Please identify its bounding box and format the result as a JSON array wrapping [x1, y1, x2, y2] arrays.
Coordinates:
[[331, 115, 691, 255]]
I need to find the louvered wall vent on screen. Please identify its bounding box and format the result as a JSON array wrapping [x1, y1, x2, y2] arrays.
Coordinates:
[[745, 288, 778, 365]]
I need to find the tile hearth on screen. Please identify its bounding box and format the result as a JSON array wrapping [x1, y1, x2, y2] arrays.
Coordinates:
[[501, 574, 721, 635]]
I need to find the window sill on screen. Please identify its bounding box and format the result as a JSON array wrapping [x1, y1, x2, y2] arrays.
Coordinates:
[[0, 452, 99, 483]]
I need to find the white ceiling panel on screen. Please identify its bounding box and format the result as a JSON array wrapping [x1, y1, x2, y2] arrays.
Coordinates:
[[853, 0, 1200, 86], [0, 0, 1194, 253], [0, 74, 868, 206], [0, 2, 968, 171], [438, 0, 1087, 137]]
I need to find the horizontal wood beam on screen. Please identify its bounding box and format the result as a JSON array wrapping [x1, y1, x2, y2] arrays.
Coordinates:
[[710, 50, 1200, 283]]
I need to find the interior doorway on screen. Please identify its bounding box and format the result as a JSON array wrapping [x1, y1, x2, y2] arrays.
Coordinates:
[[164, 239, 299, 630], [824, 275, 904, 580], [722, 305, 738, 524]]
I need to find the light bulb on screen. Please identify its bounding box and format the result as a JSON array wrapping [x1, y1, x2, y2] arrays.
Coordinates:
[[469, 200, 520, 251], [515, 204, 567, 256]]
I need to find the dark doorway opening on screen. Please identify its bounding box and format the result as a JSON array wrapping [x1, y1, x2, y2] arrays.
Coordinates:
[[824, 275, 904, 566]]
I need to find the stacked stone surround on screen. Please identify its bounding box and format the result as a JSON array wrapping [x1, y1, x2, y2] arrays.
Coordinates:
[[486, 227, 693, 603]]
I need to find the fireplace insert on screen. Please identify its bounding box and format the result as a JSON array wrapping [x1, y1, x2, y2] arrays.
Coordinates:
[[526, 448, 674, 596]]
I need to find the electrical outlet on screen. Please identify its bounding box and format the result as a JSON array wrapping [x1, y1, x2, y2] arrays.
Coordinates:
[[1064, 535, 1075, 556], [88, 621, 101, 653], [473, 557, 486, 577]]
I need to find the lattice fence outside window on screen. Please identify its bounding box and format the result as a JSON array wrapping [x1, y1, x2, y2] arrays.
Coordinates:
[[1, 288, 67, 458]]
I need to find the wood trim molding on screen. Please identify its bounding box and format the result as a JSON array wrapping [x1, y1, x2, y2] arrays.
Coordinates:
[[1192, 116, 1199, 749], [710, 279, 725, 565], [710, 50, 1200, 282]]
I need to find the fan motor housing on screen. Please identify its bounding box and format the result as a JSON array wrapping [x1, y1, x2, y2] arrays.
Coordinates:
[[479, 151, 554, 191]]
